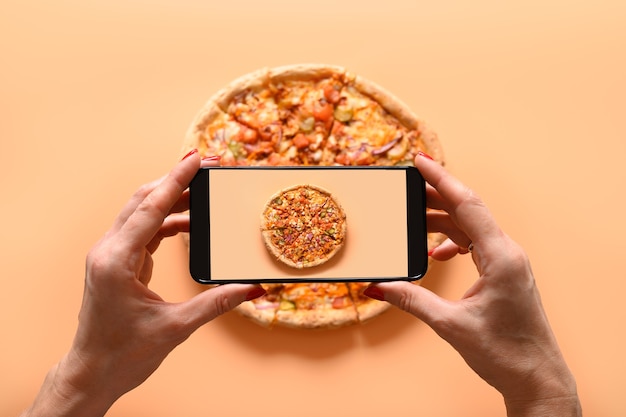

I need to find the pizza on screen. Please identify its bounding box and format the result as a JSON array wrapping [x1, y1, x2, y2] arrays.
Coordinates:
[[260, 184, 347, 269], [181, 63, 445, 329]]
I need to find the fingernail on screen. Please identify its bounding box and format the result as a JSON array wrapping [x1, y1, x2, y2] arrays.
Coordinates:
[[363, 286, 385, 301], [181, 149, 198, 160], [418, 151, 434, 160], [245, 286, 266, 301], [202, 155, 221, 161]]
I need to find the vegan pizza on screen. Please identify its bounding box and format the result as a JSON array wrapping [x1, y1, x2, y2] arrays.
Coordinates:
[[181, 63, 445, 329]]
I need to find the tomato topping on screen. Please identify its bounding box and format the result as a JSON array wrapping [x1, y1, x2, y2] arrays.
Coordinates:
[[334, 153, 351, 166], [293, 133, 310, 149], [323, 84, 341, 104], [313, 99, 333, 122], [239, 127, 259, 143]]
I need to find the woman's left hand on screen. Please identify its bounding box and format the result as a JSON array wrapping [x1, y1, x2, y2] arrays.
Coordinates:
[[21, 151, 265, 417]]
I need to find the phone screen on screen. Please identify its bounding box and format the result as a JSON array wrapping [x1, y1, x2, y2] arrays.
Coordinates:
[[189, 166, 427, 283]]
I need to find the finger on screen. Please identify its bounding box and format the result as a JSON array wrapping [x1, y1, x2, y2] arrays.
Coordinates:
[[109, 176, 166, 235], [200, 156, 221, 168], [146, 213, 189, 254], [118, 151, 201, 251], [427, 211, 472, 249], [161, 156, 220, 216], [425, 184, 449, 211], [414, 154, 502, 248], [107, 153, 216, 236], [430, 237, 468, 261], [169, 190, 190, 214], [137, 250, 154, 286], [366, 281, 452, 329], [172, 284, 266, 333]]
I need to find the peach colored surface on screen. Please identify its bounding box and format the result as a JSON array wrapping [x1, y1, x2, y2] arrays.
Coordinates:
[[208, 168, 409, 280], [1, 1, 624, 416]]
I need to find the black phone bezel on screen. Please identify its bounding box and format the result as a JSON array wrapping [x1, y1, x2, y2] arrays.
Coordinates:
[[188, 166, 427, 284]]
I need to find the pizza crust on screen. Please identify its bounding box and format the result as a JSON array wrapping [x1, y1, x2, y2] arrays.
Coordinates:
[[275, 307, 358, 329], [268, 63, 347, 84], [356, 300, 392, 323], [181, 105, 223, 157], [350, 74, 444, 165], [212, 67, 271, 112], [234, 300, 277, 328], [259, 230, 287, 265]]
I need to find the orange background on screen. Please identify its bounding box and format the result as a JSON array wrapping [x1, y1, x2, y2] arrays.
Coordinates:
[[1, 1, 624, 415]]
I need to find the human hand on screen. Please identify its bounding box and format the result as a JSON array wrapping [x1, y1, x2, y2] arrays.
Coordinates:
[[21, 151, 266, 417], [364, 153, 581, 416]]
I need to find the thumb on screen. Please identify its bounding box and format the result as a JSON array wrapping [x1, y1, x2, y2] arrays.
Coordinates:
[[174, 284, 266, 333], [366, 281, 451, 328]]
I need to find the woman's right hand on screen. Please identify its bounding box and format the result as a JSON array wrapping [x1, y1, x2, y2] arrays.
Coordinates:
[[364, 153, 582, 417]]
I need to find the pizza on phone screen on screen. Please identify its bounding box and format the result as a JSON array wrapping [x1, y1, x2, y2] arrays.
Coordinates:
[[260, 184, 347, 269], [181, 64, 445, 329]]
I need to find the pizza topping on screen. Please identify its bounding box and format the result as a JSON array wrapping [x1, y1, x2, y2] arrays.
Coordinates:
[[227, 140, 244, 158], [371, 133, 402, 156], [333, 101, 353, 123], [313, 99, 334, 122], [323, 84, 341, 104], [387, 134, 409, 160], [292, 133, 310, 149], [334, 107, 353, 123], [199, 71, 434, 169], [299, 116, 315, 133]]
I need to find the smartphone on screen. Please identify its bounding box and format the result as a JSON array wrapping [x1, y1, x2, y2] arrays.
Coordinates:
[[188, 166, 427, 284]]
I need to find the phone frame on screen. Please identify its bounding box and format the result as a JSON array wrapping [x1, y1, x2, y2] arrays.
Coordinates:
[[188, 165, 428, 284]]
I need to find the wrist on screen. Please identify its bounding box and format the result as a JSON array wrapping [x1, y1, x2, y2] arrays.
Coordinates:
[[502, 362, 581, 417], [505, 394, 582, 417], [21, 351, 118, 417]]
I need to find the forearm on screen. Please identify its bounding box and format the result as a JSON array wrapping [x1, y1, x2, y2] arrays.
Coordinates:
[[19, 353, 117, 417]]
